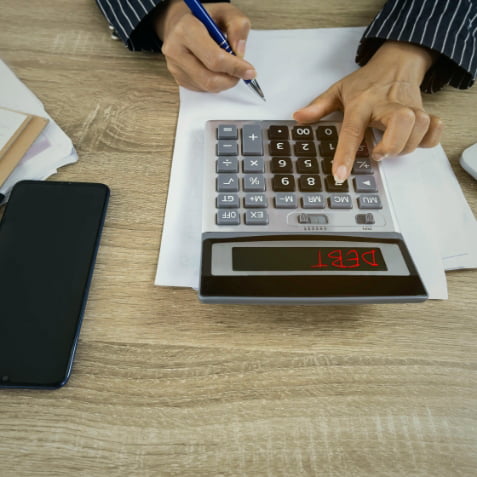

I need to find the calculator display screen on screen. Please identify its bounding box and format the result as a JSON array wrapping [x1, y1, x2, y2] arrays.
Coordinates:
[[232, 247, 387, 272]]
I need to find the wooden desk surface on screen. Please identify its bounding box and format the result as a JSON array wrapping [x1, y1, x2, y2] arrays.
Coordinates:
[[1, 1, 476, 475]]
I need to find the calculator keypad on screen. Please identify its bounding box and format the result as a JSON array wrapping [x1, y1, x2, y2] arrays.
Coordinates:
[[205, 121, 392, 231]]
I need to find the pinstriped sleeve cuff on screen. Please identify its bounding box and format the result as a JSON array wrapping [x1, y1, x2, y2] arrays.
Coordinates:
[[356, 0, 477, 93], [96, 0, 231, 53]]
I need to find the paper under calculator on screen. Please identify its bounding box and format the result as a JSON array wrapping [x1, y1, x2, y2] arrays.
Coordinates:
[[199, 120, 427, 304]]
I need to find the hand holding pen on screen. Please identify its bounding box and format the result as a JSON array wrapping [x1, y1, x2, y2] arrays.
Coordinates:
[[154, 0, 263, 98]]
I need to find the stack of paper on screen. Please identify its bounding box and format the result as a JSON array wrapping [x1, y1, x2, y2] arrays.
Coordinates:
[[0, 59, 77, 202]]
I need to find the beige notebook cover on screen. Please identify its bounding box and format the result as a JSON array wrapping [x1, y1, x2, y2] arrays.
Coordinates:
[[0, 107, 49, 185]]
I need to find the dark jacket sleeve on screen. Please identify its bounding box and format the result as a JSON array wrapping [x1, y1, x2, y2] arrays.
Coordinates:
[[95, 0, 230, 52], [357, 0, 477, 92]]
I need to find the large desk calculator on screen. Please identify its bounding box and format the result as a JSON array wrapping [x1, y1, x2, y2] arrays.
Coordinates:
[[199, 120, 427, 304]]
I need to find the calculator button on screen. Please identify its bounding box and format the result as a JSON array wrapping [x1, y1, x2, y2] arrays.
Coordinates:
[[243, 157, 265, 173], [329, 194, 353, 209], [354, 175, 377, 193], [294, 141, 316, 156], [217, 174, 239, 192], [245, 210, 269, 225], [269, 140, 291, 156], [216, 156, 238, 173], [316, 125, 338, 141], [216, 210, 240, 225], [355, 213, 375, 225], [244, 193, 268, 208], [296, 157, 319, 173], [275, 193, 297, 208], [319, 141, 337, 157], [292, 126, 313, 140], [217, 125, 238, 139], [302, 194, 325, 209], [216, 193, 239, 208], [243, 174, 266, 192], [299, 175, 322, 192], [352, 158, 373, 174], [268, 125, 289, 140], [297, 213, 328, 225], [325, 175, 349, 192], [217, 140, 238, 156], [271, 157, 293, 173], [356, 142, 370, 157], [272, 174, 295, 191], [321, 157, 333, 174], [241, 124, 263, 155], [358, 195, 382, 209]]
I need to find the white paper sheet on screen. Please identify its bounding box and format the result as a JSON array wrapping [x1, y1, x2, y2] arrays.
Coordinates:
[[155, 28, 477, 299]]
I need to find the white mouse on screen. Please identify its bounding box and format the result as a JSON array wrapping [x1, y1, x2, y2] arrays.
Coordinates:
[[460, 142, 477, 180]]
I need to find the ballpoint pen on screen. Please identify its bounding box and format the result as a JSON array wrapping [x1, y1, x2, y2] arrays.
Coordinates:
[[183, 0, 266, 101]]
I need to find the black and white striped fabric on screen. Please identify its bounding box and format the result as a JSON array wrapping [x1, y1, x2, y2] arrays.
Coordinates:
[[95, 0, 477, 92], [358, 0, 477, 91]]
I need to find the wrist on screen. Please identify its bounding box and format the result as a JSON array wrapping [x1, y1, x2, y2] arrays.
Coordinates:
[[367, 41, 437, 85]]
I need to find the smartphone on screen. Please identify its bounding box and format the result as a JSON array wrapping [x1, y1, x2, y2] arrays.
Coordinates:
[[0, 180, 109, 389]]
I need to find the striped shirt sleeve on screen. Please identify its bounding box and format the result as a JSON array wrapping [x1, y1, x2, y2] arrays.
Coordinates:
[[95, 0, 230, 52], [357, 0, 477, 92]]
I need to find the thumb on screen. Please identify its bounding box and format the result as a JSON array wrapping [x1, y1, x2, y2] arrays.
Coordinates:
[[293, 85, 341, 123]]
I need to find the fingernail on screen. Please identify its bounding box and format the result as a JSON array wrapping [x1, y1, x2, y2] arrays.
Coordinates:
[[333, 165, 348, 184], [243, 69, 256, 80], [372, 153, 388, 162], [236, 39, 246, 57]]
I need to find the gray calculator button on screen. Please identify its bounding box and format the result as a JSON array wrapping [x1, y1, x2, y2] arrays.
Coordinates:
[[243, 157, 265, 173], [241, 124, 263, 156], [217, 125, 238, 139], [243, 174, 266, 192], [216, 209, 240, 225], [329, 194, 353, 209], [217, 140, 238, 156], [216, 156, 238, 173], [244, 193, 268, 208], [302, 194, 325, 208], [354, 175, 377, 192], [245, 210, 269, 225], [298, 213, 328, 225], [275, 193, 297, 208], [217, 174, 239, 192], [216, 194, 240, 208], [352, 158, 373, 174], [358, 195, 382, 209]]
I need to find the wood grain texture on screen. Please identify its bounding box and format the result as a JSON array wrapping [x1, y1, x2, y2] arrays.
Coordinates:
[[0, 1, 476, 476]]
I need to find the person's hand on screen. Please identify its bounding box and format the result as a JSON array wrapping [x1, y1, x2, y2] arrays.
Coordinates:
[[154, 0, 256, 92], [293, 41, 443, 183]]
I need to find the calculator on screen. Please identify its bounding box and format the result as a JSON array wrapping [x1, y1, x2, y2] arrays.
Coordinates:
[[199, 120, 427, 304]]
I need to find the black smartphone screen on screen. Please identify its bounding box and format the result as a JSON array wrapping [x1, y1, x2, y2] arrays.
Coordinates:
[[0, 181, 109, 388]]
